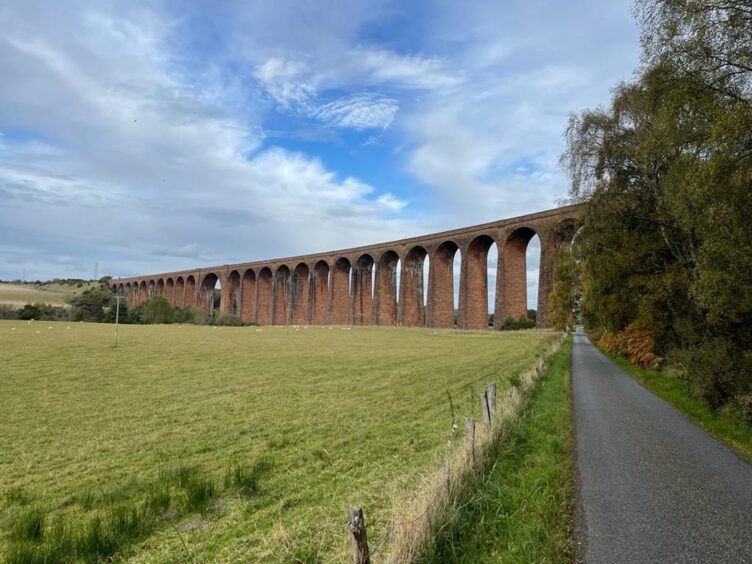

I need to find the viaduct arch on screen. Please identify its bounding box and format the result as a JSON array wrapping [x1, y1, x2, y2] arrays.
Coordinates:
[[112, 205, 579, 329]]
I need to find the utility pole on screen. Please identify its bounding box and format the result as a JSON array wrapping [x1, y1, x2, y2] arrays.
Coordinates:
[[94, 262, 99, 282], [114, 295, 121, 347]]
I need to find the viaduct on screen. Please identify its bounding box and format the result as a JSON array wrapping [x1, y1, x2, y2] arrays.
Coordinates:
[[111, 204, 580, 330]]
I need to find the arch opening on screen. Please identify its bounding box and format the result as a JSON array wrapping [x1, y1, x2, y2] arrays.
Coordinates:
[[227, 270, 241, 317], [500, 227, 538, 326], [165, 278, 175, 304], [257, 268, 273, 325], [240, 269, 256, 322], [428, 241, 459, 328], [175, 277, 186, 308], [184, 275, 196, 307], [273, 265, 291, 325], [331, 258, 351, 325], [292, 263, 310, 325], [461, 234, 496, 329], [156, 279, 165, 297], [401, 246, 428, 327], [311, 261, 330, 325], [139, 281, 147, 306], [375, 251, 399, 326], [198, 273, 221, 315], [536, 218, 577, 328], [353, 254, 374, 325]]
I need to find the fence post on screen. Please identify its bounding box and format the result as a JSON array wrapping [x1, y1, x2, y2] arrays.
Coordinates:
[[487, 382, 496, 414], [346, 507, 370, 564], [465, 418, 476, 465], [480, 390, 491, 426]]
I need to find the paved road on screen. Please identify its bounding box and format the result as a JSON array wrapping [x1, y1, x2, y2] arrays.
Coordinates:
[[572, 331, 752, 563]]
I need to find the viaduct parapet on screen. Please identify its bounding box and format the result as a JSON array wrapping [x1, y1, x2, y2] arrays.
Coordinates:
[[111, 204, 580, 329]]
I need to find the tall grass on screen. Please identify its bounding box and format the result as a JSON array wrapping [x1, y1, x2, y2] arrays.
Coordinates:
[[10, 506, 46, 541], [224, 458, 274, 496]]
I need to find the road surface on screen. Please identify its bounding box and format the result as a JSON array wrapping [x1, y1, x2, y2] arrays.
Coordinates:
[[572, 331, 752, 563]]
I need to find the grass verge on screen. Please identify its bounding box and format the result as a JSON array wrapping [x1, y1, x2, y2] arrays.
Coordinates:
[[417, 334, 573, 563], [605, 352, 752, 463]]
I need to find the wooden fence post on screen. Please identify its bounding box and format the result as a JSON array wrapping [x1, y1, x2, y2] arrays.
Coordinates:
[[346, 507, 370, 564], [465, 418, 476, 465], [487, 382, 496, 414], [480, 390, 491, 426]]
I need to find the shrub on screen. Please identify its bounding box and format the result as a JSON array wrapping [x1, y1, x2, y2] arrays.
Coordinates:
[[140, 296, 177, 324], [0, 304, 18, 320], [499, 314, 536, 331], [599, 323, 662, 369], [215, 312, 243, 326]]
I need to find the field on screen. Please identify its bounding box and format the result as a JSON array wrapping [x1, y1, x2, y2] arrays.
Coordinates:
[[0, 282, 97, 308], [0, 321, 558, 562]]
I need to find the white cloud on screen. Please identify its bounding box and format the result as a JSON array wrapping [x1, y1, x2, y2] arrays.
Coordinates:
[[253, 57, 317, 108], [313, 94, 397, 130], [0, 0, 640, 284], [376, 193, 408, 211], [352, 47, 461, 90], [0, 1, 420, 280]]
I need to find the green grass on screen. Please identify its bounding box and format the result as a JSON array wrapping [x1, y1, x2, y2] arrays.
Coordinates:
[[0, 321, 558, 562], [419, 335, 573, 563], [0, 281, 97, 308], [606, 352, 752, 463]]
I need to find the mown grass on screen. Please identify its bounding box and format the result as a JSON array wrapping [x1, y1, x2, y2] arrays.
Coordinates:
[[418, 334, 573, 563], [0, 321, 558, 562], [606, 352, 752, 463], [0, 282, 96, 307]]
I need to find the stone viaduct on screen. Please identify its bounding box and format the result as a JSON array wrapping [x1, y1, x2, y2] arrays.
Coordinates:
[[111, 205, 580, 329]]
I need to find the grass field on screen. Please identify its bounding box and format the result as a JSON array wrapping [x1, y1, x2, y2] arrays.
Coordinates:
[[0, 321, 558, 562], [0, 282, 97, 308]]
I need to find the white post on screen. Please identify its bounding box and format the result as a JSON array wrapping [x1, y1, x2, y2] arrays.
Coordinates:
[[114, 296, 121, 347]]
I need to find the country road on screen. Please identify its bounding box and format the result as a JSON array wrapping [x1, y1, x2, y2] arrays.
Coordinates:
[[571, 331, 752, 563]]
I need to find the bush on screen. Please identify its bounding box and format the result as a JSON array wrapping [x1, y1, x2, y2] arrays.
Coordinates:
[[0, 305, 18, 320], [669, 339, 739, 409], [140, 296, 177, 324], [68, 284, 116, 322], [599, 324, 662, 369], [16, 303, 68, 321], [215, 312, 243, 326], [499, 314, 536, 331]]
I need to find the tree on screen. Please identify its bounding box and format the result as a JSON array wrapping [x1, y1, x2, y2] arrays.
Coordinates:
[[140, 296, 178, 324], [68, 284, 116, 322], [547, 248, 578, 331], [561, 0, 752, 415]]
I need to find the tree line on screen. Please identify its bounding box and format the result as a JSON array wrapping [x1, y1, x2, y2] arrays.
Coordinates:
[[1, 277, 247, 326], [549, 0, 751, 421]]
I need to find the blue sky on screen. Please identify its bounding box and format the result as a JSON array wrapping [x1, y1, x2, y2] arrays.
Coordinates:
[[0, 1, 640, 306]]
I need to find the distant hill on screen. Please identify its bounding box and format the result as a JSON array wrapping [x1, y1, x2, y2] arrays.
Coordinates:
[[0, 280, 99, 308]]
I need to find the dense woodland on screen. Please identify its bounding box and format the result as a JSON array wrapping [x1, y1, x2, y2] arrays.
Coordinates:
[[550, 0, 752, 420]]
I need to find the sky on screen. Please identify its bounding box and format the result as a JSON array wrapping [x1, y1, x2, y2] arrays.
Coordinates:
[[0, 1, 640, 307]]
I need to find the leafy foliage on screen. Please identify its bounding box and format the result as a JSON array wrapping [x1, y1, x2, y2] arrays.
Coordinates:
[[68, 283, 117, 322], [547, 248, 578, 331], [562, 0, 752, 415]]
